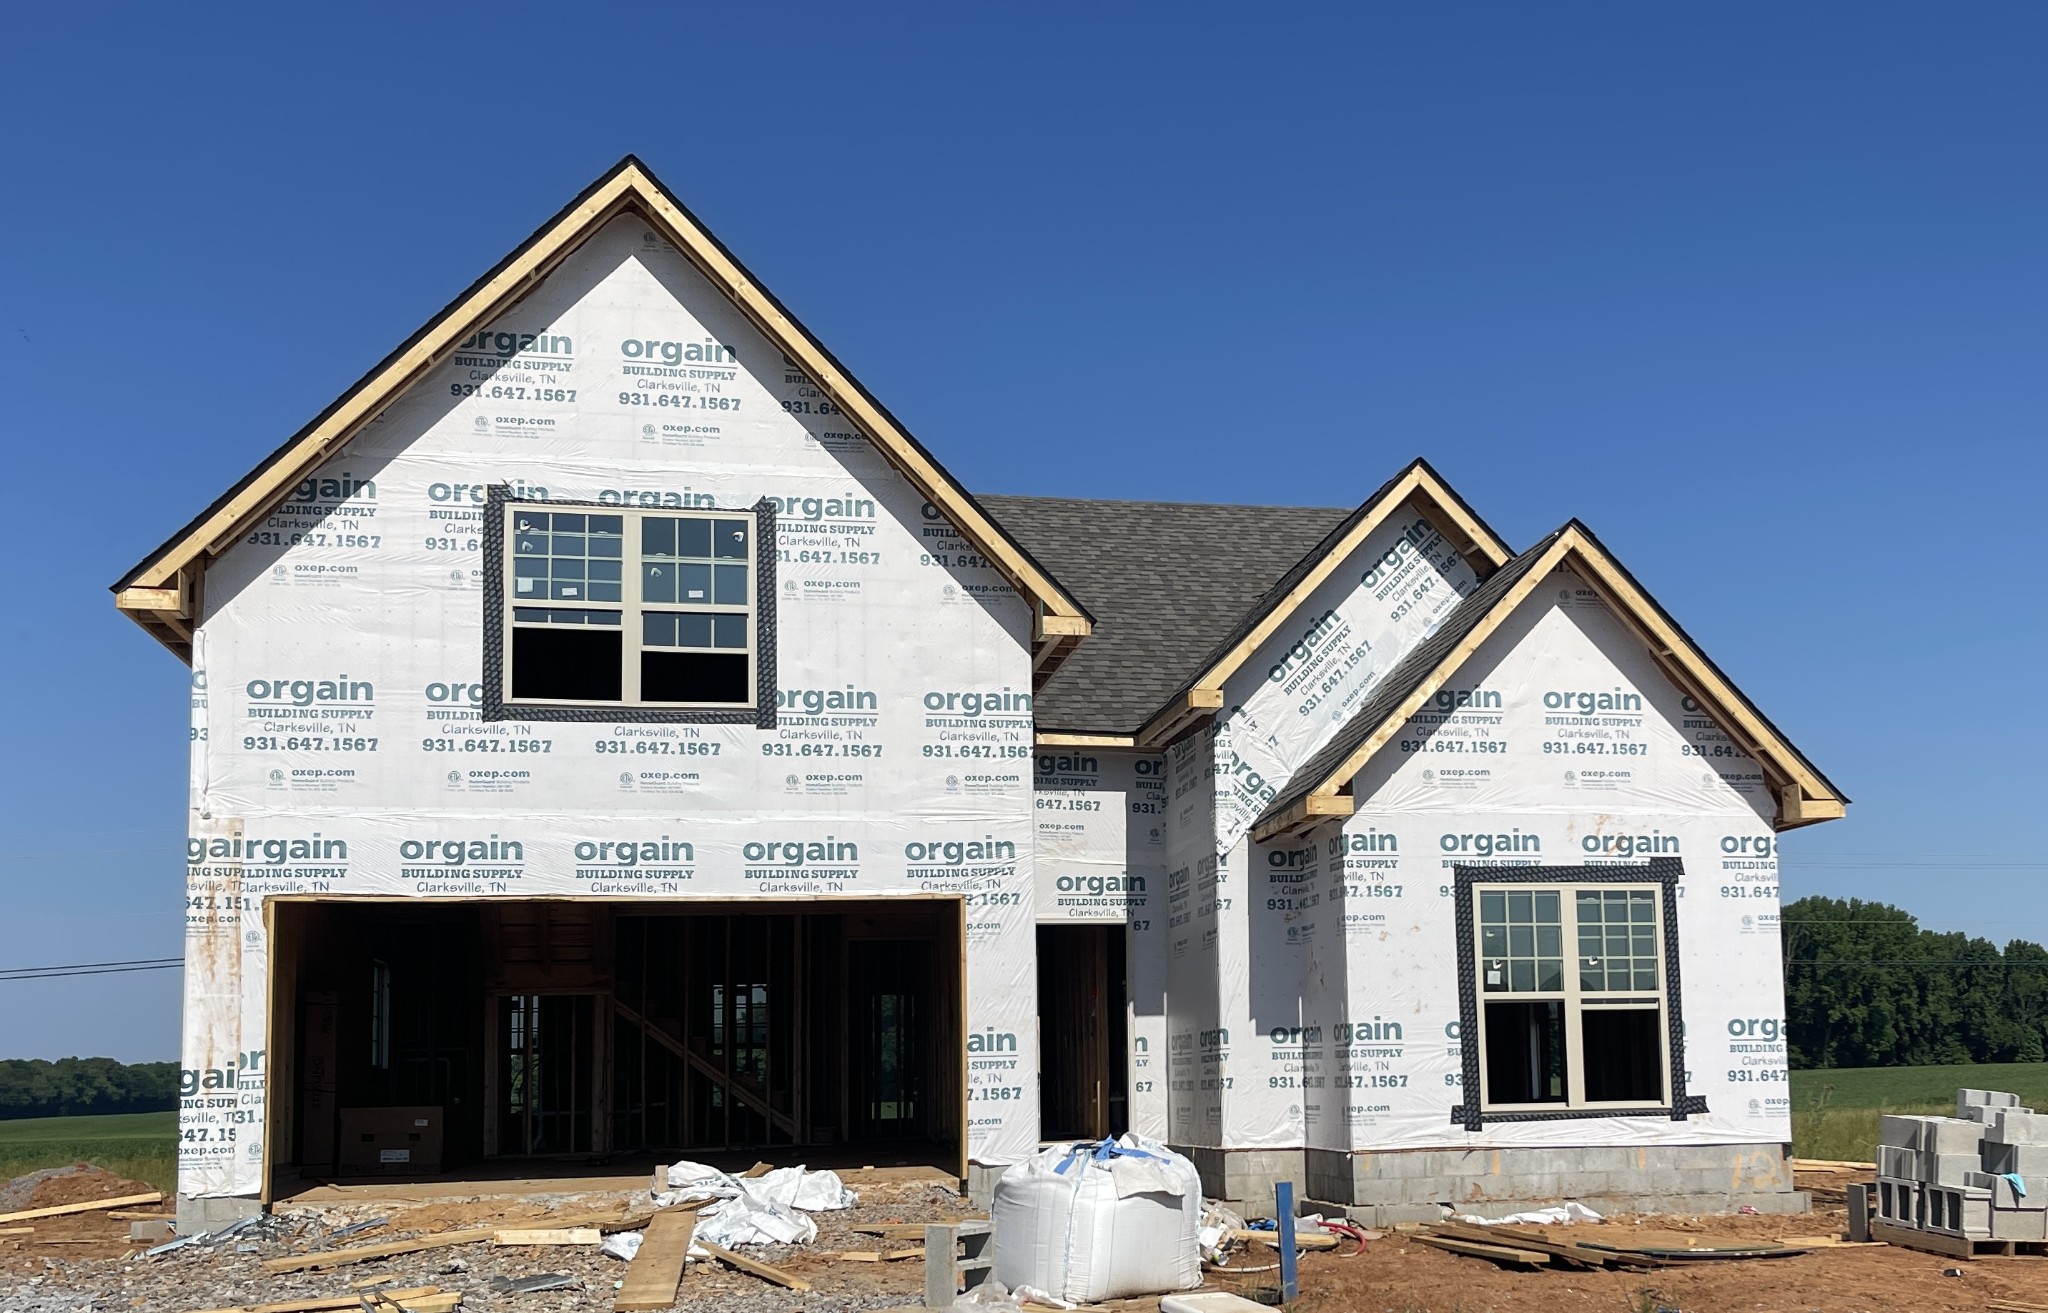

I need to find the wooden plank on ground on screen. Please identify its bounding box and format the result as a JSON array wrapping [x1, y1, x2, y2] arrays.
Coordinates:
[[492, 1227, 599, 1246], [185, 1286, 439, 1313], [1232, 1227, 1339, 1251], [266, 1211, 631, 1273], [1986, 1301, 2048, 1313], [1430, 1222, 1619, 1269], [855, 1219, 982, 1239], [0, 1227, 32, 1237], [835, 1247, 923, 1261], [698, 1240, 811, 1291], [107, 1210, 176, 1221], [373, 1294, 460, 1313], [0, 1191, 163, 1225], [1407, 1232, 1548, 1267], [614, 1207, 695, 1311], [741, 1161, 774, 1178]]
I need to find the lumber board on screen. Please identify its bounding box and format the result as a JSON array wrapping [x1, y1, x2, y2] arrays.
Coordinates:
[[374, 1295, 460, 1313], [855, 1219, 983, 1239], [835, 1247, 924, 1261], [0, 1227, 31, 1236], [697, 1239, 811, 1291], [613, 1207, 694, 1311], [1791, 1158, 1876, 1171], [265, 1210, 630, 1272], [185, 1286, 439, 1313], [1233, 1227, 1340, 1251], [1407, 1232, 1548, 1267], [492, 1227, 599, 1246], [0, 1190, 162, 1224], [107, 1210, 175, 1221], [1986, 1301, 2048, 1313], [741, 1161, 775, 1178], [1429, 1222, 1619, 1268]]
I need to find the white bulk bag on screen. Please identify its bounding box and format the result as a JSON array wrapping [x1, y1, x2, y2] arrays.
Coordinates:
[[990, 1134, 1202, 1302]]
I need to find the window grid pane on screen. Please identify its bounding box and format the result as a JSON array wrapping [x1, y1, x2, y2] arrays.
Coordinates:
[[1577, 886, 1661, 995], [1480, 885, 1564, 994], [512, 511, 625, 606]]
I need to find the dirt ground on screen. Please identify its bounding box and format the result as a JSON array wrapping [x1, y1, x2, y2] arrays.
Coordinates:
[[1222, 1205, 2048, 1313], [15, 1164, 2048, 1313]]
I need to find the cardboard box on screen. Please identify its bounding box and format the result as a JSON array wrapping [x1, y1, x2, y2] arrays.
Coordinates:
[[339, 1107, 443, 1174]]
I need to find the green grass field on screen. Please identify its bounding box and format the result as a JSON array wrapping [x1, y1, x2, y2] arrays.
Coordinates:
[[1791, 1062, 2048, 1162], [0, 1110, 176, 1193]]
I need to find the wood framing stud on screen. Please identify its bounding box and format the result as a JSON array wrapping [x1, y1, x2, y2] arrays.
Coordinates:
[[1034, 733, 1138, 749]]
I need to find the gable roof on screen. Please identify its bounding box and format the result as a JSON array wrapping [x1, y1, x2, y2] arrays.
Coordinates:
[[111, 156, 1093, 663], [980, 494, 1354, 735], [1128, 458, 1513, 748], [1251, 520, 1848, 839]]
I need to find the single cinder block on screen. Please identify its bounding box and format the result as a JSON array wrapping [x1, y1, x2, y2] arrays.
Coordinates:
[[1994, 1109, 2048, 1147], [1980, 1142, 2048, 1177], [1924, 1153, 1980, 1187], [1880, 1115, 1929, 1150], [1994, 1206, 2048, 1241], [1879, 1144, 1920, 1179], [1876, 1178, 1922, 1227], [1922, 1117, 1983, 1156], [1924, 1186, 1993, 1238], [1847, 1182, 1871, 1243]]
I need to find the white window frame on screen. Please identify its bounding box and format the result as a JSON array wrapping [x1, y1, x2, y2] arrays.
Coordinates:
[[1472, 881, 1670, 1113], [501, 503, 759, 711]]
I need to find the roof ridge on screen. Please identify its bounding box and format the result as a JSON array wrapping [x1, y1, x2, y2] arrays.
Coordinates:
[[980, 492, 1352, 515]]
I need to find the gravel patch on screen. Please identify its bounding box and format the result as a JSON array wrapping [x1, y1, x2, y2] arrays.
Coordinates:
[[0, 1180, 960, 1313]]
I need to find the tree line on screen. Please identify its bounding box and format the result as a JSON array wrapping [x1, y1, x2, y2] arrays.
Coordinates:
[[1783, 895, 2048, 1069], [0, 1057, 179, 1119]]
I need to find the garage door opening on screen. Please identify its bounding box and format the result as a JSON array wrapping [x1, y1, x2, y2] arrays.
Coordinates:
[[267, 898, 964, 1195]]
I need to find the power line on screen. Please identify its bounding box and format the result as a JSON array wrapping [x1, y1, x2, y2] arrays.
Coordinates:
[[0, 957, 182, 982]]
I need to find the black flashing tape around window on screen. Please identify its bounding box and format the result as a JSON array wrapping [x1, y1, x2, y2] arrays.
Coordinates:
[[1449, 857, 1697, 1131], [481, 489, 778, 727]]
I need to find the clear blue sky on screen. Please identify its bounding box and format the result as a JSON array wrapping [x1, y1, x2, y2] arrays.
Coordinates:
[[2, 4, 2041, 1061]]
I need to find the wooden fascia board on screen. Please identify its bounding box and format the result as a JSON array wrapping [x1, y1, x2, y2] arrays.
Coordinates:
[[1249, 794, 1354, 843], [1036, 732, 1138, 748], [120, 163, 1091, 634], [1560, 534, 1842, 818], [1134, 469, 1510, 747], [1272, 534, 1579, 826], [1135, 688, 1226, 750]]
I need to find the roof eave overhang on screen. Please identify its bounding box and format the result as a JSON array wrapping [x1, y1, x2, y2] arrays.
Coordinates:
[[1249, 523, 1848, 842], [1131, 460, 1513, 750], [111, 157, 1093, 667]]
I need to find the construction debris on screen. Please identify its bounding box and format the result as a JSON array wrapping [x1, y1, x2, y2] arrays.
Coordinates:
[[262, 1210, 638, 1273], [612, 1206, 695, 1311], [186, 1287, 442, 1313], [697, 1239, 811, 1291], [1407, 1220, 1810, 1270], [484, 1272, 579, 1293], [490, 1227, 599, 1246]]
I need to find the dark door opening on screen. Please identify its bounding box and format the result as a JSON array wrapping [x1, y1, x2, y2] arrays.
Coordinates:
[[1037, 924, 1127, 1141], [496, 993, 598, 1155], [850, 940, 931, 1138]]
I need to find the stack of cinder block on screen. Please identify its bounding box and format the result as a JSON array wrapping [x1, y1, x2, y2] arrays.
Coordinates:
[[1874, 1089, 2048, 1243]]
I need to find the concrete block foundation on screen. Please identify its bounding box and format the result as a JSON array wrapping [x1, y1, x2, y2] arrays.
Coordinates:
[[175, 1194, 263, 1237], [1173, 1146, 1304, 1218], [1299, 1143, 1807, 1220]]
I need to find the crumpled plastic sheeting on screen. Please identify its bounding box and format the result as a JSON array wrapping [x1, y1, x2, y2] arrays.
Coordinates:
[[1457, 1202, 1603, 1226], [650, 1159, 859, 1246]]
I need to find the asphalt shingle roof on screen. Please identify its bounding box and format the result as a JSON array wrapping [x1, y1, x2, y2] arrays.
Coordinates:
[[977, 494, 1352, 734]]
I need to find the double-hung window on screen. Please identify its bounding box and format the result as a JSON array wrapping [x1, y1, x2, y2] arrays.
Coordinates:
[[501, 503, 760, 711], [1473, 882, 1670, 1111]]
